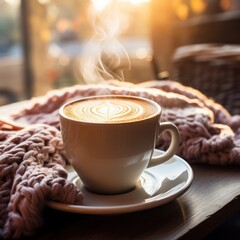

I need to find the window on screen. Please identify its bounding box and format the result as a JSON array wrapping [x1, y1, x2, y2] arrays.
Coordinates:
[[0, 0, 23, 105], [0, 0, 153, 105]]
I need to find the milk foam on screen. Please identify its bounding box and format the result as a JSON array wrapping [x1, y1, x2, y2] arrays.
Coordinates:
[[64, 97, 158, 123]]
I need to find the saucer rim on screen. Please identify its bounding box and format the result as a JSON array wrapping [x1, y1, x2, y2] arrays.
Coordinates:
[[47, 150, 193, 215]]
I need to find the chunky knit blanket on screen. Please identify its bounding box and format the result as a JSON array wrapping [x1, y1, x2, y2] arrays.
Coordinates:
[[0, 80, 240, 239]]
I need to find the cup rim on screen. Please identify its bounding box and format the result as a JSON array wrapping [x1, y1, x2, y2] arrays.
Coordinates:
[[59, 95, 161, 125]]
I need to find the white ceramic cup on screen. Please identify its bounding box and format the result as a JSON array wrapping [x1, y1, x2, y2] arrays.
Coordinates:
[[59, 95, 180, 194]]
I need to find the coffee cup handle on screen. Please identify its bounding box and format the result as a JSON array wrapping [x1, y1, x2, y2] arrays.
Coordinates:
[[148, 122, 180, 167]]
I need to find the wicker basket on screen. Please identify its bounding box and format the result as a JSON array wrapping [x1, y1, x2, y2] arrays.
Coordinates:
[[173, 44, 240, 115]]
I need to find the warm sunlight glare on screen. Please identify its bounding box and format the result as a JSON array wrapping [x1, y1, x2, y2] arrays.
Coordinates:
[[37, 0, 50, 4], [176, 3, 189, 20], [172, 0, 189, 20], [190, 0, 206, 14], [123, 0, 150, 4], [4, 0, 20, 6], [92, 0, 111, 12], [92, 0, 150, 11]]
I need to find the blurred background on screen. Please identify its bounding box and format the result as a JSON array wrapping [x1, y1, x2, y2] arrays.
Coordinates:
[[0, 0, 154, 105], [0, 0, 240, 109]]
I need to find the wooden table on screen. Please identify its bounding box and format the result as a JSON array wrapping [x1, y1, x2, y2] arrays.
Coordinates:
[[32, 165, 239, 240], [1, 103, 240, 240]]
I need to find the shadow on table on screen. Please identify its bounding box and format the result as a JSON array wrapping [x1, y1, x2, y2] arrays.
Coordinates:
[[34, 199, 186, 240], [204, 212, 240, 240]]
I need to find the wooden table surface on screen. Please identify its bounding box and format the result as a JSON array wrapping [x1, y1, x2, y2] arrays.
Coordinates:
[[1, 103, 240, 240], [31, 164, 239, 240]]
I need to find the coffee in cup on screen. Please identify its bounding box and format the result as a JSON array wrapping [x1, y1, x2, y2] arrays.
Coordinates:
[[59, 95, 180, 194], [63, 96, 157, 123]]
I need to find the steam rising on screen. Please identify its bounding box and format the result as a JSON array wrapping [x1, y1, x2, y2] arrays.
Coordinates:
[[79, 0, 131, 84]]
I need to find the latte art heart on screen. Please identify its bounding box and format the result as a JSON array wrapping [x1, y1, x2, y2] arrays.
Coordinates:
[[80, 100, 144, 122], [64, 97, 158, 123]]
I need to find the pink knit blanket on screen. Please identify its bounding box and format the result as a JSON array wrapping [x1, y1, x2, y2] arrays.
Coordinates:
[[0, 80, 240, 239]]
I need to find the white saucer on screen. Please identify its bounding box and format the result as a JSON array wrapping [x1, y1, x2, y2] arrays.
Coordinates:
[[47, 150, 193, 215]]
